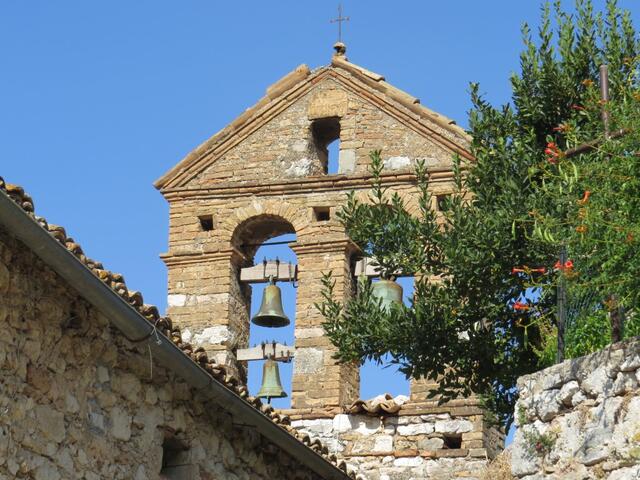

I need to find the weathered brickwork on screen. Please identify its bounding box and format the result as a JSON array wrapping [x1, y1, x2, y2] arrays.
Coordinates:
[[0, 227, 328, 480], [155, 49, 501, 478], [158, 58, 465, 406]]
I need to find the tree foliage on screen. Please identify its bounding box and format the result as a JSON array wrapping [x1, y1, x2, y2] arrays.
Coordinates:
[[317, 0, 640, 425]]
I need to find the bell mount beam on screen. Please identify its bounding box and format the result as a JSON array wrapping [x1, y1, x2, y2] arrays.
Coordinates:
[[240, 257, 416, 283], [237, 343, 295, 362], [240, 260, 297, 284]]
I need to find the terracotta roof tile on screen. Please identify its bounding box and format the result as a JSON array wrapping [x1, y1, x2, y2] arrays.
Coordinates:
[[346, 393, 408, 415]]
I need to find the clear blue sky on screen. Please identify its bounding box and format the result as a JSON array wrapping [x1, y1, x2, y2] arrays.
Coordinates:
[[2, 1, 637, 418]]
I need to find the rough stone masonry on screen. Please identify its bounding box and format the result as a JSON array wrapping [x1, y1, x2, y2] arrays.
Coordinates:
[[0, 219, 331, 479], [511, 337, 640, 479]]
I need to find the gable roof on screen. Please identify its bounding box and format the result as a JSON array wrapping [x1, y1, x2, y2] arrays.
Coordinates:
[[154, 55, 473, 191], [0, 177, 357, 480]]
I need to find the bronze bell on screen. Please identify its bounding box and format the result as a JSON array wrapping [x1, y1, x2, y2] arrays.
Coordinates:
[[251, 277, 290, 328], [257, 358, 287, 401], [372, 278, 403, 311]]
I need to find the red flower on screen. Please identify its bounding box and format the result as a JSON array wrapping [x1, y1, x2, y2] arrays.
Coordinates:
[[570, 104, 585, 111], [530, 267, 547, 274], [513, 301, 530, 311], [554, 260, 574, 271], [512, 267, 526, 274], [545, 142, 564, 164], [577, 191, 591, 205]]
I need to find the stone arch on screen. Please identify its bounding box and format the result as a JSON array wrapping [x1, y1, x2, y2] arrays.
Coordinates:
[[221, 201, 309, 255], [232, 214, 295, 259]]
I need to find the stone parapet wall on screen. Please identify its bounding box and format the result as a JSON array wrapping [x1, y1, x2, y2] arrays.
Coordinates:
[[0, 227, 327, 480], [512, 338, 640, 479], [285, 403, 502, 480]]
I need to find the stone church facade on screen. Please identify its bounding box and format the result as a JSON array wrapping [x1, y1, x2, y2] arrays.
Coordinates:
[[0, 181, 355, 475], [155, 44, 503, 479]]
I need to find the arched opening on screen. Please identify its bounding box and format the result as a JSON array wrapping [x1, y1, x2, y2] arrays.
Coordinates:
[[359, 276, 413, 401], [231, 214, 297, 409], [159, 432, 191, 479], [247, 233, 297, 409]]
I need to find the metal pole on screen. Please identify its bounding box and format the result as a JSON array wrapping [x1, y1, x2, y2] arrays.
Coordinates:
[[610, 295, 624, 343], [599, 64, 624, 341], [556, 247, 567, 363]]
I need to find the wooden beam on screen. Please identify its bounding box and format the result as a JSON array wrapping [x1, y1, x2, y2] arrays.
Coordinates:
[[240, 258, 413, 281], [353, 258, 412, 278], [237, 343, 295, 362], [240, 261, 297, 283]]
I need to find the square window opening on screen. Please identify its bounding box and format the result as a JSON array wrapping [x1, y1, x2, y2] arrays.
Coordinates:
[[443, 434, 462, 449], [313, 207, 331, 222], [199, 215, 214, 232], [436, 194, 450, 212]]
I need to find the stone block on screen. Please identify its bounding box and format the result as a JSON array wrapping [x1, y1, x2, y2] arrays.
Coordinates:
[[434, 419, 473, 434], [373, 435, 394, 452], [338, 149, 357, 174], [293, 347, 324, 375], [397, 423, 435, 436], [383, 156, 411, 170], [35, 405, 65, 443], [110, 407, 132, 441], [307, 89, 348, 119]]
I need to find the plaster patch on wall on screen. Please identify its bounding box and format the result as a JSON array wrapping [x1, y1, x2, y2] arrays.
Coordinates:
[[168, 293, 228, 308], [193, 325, 233, 346], [338, 149, 357, 174], [416, 156, 443, 167], [295, 327, 325, 339], [168, 294, 187, 307], [293, 348, 324, 374], [285, 158, 313, 177], [383, 156, 411, 170], [291, 140, 308, 153]]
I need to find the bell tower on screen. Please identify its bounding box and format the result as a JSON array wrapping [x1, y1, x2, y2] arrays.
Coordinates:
[[155, 45, 502, 477]]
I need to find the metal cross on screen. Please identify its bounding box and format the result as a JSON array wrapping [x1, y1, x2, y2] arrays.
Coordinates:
[[330, 4, 350, 43]]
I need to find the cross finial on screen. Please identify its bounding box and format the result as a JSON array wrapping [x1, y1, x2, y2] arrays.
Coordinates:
[[330, 4, 349, 43]]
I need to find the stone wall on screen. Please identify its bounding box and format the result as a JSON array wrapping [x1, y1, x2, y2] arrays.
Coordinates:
[[287, 401, 503, 480], [511, 338, 640, 479], [0, 226, 328, 480]]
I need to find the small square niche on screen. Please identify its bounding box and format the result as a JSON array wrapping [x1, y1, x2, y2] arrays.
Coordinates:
[[313, 207, 331, 222], [436, 194, 450, 212], [198, 215, 214, 232], [443, 434, 462, 449]]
